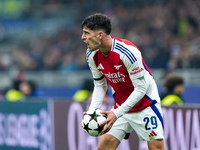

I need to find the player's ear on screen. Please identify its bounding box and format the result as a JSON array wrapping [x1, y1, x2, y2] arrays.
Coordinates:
[[98, 31, 104, 39]]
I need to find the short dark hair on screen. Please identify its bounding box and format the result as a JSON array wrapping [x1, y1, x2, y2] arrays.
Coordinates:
[[163, 73, 184, 90], [81, 13, 111, 35]]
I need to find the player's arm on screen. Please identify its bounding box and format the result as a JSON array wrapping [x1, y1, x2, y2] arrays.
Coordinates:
[[89, 77, 107, 110], [100, 76, 149, 133], [86, 50, 108, 110], [112, 47, 149, 118], [112, 75, 149, 118]]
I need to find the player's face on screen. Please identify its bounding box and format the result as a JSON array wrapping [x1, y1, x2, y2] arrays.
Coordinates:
[[81, 26, 101, 51], [174, 84, 185, 95]]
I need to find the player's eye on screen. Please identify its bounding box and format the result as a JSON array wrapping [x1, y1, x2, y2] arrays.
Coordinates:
[[84, 31, 89, 35]]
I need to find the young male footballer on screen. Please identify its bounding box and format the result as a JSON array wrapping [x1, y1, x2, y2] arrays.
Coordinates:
[[81, 13, 165, 150]]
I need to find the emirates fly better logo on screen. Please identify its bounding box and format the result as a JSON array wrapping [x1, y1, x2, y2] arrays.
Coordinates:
[[104, 72, 126, 83]]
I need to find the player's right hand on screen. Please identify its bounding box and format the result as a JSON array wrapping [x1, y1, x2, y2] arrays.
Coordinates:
[[99, 110, 117, 134]]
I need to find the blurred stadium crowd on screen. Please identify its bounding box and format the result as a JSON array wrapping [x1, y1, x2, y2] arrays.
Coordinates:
[[0, 0, 200, 73]]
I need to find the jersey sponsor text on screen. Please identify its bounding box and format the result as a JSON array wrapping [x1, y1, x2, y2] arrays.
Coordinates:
[[104, 72, 125, 83], [130, 67, 144, 75]]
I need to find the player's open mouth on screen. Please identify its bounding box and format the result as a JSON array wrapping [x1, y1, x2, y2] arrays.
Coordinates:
[[84, 41, 89, 48]]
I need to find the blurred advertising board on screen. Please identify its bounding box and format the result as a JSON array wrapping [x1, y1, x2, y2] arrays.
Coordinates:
[[0, 100, 200, 150], [0, 101, 51, 150], [52, 101, 200, 150]]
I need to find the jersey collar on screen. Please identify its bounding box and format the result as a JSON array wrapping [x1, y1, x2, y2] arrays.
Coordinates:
[[111, 38, 116, 52]]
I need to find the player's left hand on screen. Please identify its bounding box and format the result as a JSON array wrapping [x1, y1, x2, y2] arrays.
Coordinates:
[[99, 111, 117, 134]]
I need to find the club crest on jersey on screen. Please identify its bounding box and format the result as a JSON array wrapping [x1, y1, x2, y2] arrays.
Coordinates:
[[97, 64, 104, 70], [114, 65, 122, 70]]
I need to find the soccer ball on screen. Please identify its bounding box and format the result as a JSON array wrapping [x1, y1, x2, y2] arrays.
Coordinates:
[[82, 108, 107, 136]]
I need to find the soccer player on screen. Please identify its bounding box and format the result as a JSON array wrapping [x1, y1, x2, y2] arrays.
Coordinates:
[[81, 13, 165, 150]]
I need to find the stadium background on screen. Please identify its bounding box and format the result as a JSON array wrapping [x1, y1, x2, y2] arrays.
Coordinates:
[[0, 0, 200, 150]]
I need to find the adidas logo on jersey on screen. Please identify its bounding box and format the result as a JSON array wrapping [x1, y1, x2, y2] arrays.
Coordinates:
[[114, 65, 122, 70], [97, 64, 104, 70], [149, 130, 157, 137]]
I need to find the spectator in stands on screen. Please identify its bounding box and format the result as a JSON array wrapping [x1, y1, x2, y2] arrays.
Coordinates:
[[1, 0, 200, 72], [73, 78, 111, 102], [160, 73, 184, 106], [73, 79, 94, 102], [5, 79, 41, 101]]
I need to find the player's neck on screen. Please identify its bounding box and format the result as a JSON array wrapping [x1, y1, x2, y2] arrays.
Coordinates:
[[99, 35, 112, 55]]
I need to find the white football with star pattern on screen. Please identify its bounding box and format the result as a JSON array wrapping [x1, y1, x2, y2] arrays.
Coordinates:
[[82, 108, 107, 136]]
